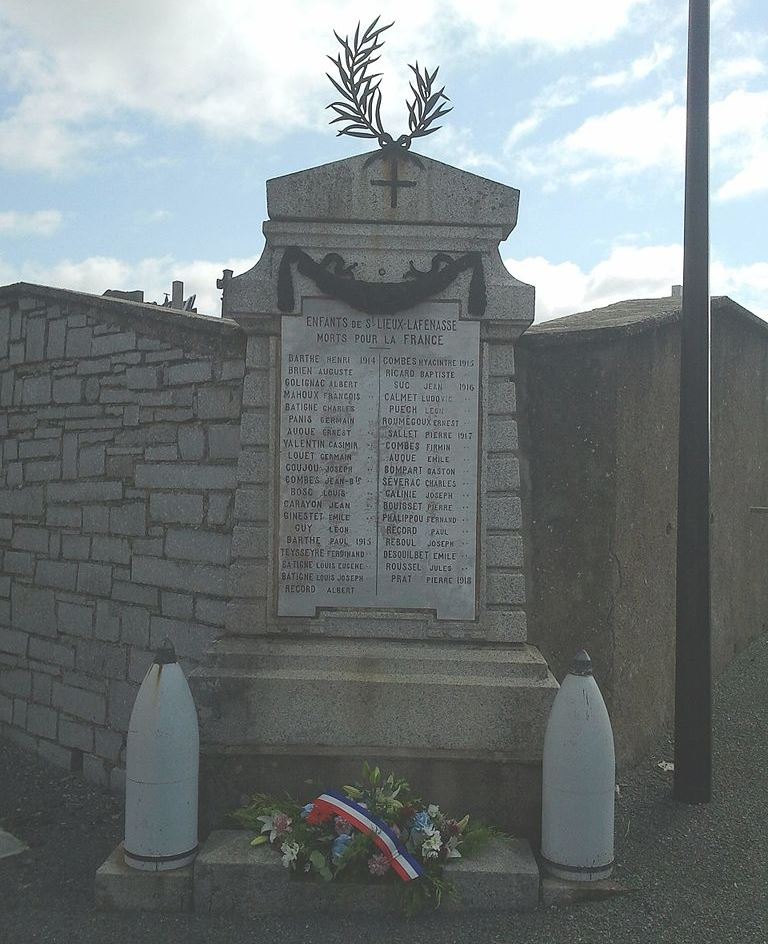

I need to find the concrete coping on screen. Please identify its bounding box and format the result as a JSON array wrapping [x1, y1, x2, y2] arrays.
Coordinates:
[[0, 282, 243, 342], [522, 295, 765, 347]]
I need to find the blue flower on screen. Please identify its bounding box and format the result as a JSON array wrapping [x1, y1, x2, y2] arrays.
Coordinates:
[[300, 803, 314, 819], [331, 833, 353, 864], [410, 811, 434, 834]]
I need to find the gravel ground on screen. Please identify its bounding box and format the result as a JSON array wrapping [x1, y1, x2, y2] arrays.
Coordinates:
[[1, 632, 767, 944]]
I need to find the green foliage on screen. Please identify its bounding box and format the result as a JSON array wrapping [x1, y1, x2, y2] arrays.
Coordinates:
[[231, 764, 497, 915], [459, 822, 503, 857]]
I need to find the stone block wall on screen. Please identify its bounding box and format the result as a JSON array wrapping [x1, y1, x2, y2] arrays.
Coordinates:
[[0, 285, 245, 789], [517, 296, 768, 768]]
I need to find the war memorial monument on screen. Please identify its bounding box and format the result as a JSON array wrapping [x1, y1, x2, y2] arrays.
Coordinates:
[[190, 21, 558, 837]]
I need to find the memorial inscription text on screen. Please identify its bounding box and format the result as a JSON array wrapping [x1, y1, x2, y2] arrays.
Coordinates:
[[277, 298, 480, 620]]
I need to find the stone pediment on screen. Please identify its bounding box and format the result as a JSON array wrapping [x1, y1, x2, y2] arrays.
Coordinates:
[[222, 148, 533, 327], [267, 149, 520, 239]]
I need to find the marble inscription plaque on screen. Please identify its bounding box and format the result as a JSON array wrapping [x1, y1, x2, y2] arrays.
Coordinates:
[[278, 298, 479, 620]]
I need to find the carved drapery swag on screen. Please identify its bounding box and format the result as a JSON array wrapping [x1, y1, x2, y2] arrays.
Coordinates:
[[277, 246, 486, 316]]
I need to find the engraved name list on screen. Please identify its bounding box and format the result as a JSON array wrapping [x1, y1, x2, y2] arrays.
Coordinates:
[[277, 299, 480, 620]]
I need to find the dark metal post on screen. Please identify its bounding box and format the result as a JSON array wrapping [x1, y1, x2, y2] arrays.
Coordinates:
[[674, 0, 711, 804]]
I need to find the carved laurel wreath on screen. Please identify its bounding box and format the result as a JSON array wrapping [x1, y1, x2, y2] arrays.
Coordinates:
[[326, 17, 452, 149]]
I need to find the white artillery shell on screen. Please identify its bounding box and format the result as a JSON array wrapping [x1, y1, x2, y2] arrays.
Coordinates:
[[124, 652, 199, 871], [541, 651, 615, 882]]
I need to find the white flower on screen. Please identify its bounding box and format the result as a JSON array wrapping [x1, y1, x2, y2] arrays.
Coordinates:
[[427, 804, 440, 818], [281, 840, 300, 868], [258, 812, 292, 843], [446, 835, 462, 859], [421, 832, 443, 859]]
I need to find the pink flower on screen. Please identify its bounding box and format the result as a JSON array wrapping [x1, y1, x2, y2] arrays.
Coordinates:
[[273, 813, 292, 837], [334, 816, 353, 836], [368, 852, 391, 876]]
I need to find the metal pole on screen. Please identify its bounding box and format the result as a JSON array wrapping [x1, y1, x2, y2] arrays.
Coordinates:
[[674, 0, 711, 804]]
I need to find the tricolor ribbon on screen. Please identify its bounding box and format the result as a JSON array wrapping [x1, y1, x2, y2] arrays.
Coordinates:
[[312, 790, 424, 882]]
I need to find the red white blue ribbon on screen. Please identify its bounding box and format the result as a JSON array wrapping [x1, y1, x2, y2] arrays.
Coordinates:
[[312, 790, 424, 882]]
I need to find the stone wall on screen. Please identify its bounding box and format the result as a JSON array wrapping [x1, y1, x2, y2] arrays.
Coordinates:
[[517, 296, 768, 768], [0, 284, 245, 789]]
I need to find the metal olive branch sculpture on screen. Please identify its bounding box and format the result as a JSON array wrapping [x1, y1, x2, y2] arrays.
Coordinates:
[[326, 17, 452, 150]]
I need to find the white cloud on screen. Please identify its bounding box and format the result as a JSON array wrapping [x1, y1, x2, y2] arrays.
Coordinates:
[[590, 41, 674, 89], [0, 209, 62, 236], [0, 0, 649, 173], [507, 244, 684, 320], [515, 93, 685, 185], [452, 0, 646, 53], [135, 209, 173, 225], [506, 244, 768, 322], [511, 83, 768, 201], [712, 56, 766, 87], [712, 259, 768, 309], [712, 89, 768, 200], [0, 253, 257, 316], [428, 126, 505, 173]]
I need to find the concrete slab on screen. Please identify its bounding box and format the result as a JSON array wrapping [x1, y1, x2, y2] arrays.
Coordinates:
[[95, 843, 193, 912], [194, 830, 540, 915], [0, 829, 28, 860]]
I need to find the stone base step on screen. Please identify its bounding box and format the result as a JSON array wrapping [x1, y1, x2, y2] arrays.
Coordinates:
[[95, 830, 541, 915]]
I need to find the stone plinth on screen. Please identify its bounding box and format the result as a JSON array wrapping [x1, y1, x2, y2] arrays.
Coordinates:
[[194, 830, 540, 914], [95, 844, 194, 913], [195, 638, 556, 839]]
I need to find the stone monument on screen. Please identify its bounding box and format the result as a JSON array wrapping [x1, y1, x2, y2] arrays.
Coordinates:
[[191, 21, 558, 838]]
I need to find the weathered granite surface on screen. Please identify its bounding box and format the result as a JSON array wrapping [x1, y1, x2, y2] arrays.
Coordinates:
[[193, 830, 539, 914]]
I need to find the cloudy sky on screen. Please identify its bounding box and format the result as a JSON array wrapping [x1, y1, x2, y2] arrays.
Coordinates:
[[0, 0, 765, 321]]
